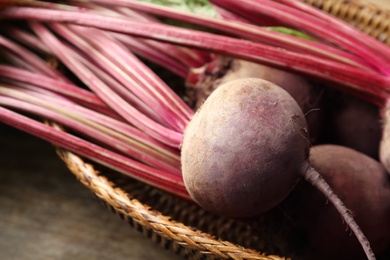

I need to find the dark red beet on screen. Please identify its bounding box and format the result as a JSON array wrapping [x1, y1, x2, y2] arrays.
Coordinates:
[[182, 78, 308, 217], [303, 145, 390, 260], [181, 78, 375, 259], [187, 57, 324, 142], [278, 145, 390, 259], [322, 92, 382, 159]]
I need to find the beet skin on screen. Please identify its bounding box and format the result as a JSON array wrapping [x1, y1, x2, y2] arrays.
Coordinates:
[[181, 78, 309, 218]]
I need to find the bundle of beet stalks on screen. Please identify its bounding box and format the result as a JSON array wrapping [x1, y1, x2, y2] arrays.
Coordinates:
[[1, 0, 390, 259]]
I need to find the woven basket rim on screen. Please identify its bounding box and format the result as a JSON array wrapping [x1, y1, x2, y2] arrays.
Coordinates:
[[53, 0, 390, 259], [54, 135, 284, 260], [302, 0, 390, 44]]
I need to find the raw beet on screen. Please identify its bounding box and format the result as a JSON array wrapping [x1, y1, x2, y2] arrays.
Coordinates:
[[187, 57, 324, 142], [182, 78, 309, 218], [275, 145, 390, 260], [181, 78, 376, 259], [321, 91, 382, 159]]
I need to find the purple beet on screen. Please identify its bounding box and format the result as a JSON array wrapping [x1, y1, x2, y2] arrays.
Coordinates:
[[181, 78, 375, 260]]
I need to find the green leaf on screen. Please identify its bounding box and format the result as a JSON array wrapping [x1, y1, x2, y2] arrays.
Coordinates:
[[136, 0, 218, 17], [266, 27, 314, 41]]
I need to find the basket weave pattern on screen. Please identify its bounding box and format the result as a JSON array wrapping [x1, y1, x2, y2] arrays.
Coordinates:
[[55, 1, 390, 259], [303, 0, 390, 44], [55, 142, 285, 260]]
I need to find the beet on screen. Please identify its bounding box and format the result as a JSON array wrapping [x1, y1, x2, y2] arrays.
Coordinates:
[[182, 77, 308, 217], [305, 145, 390, 259], [181, 78, 375, 259], [282, 145, 390, 259], [321, 91, 382, 159], [187, 57, 324, 142]]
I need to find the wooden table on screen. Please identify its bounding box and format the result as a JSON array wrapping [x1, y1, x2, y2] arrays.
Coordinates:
[[0, 123, 182, 260]]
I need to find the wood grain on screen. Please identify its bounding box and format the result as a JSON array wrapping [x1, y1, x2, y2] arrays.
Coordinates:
[[0, 123, 182, 260]]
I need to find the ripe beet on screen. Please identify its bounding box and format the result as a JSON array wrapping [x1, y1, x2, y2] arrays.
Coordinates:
[[283, 145, 390, 259], [182, 78, 309, 217], [187, 57, 324, 142], [181, 78, 375, 260], [321, 91, 382, 159], [304, 145, 390, 259]]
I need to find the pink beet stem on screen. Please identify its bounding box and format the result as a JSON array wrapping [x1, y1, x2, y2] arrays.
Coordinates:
[[0, 65, 107, 109], [0, 90, 180, 175], [111, 33, 189, 78], [51, 23, 188, 132], [28, 21, 183, 147], [68, 25, 193, 128], [0, 83, 180, 162], [2, 6, 387, 105], [210, 0, 390, 75], [273, 0, 390, 59], [0, 34, 69, 81], [83, 0, 374, 71], [0, 106, 190, 200]]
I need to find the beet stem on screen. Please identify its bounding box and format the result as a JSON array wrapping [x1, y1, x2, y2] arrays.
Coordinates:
[[2, 6, 388, 106], [0, 106, 190, 200], [303, 164, 376, 260], [86, 0, 373, 71], [29, 21, 183, 147], [212, 0, 390, 75], [0, 64, 108, 110], [0, 34, 69, 81]]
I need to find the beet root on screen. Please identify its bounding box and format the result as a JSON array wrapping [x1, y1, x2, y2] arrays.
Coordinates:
[[306, 145, 390, 259], [182, 78, 310, 217], [181, 78, 376, 260], [286, 145, 390, 259], [322, 91, 382, 159], [187, 57, 324, 142]]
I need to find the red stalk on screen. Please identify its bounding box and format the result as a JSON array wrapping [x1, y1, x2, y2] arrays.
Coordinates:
[[273, 0, 390, 59], [1, 25, 52, 54], [0, 64, 110, 111], [0, 106, 190, 200], [51, 23, 189, 132], [28, 21, 183, 147], [210, 0, 390, 75], [111, 33, 189, 78], [69, 0, 211, 69], [142, 39, 209, 69], [0, 79, 178, 156], [4, 0, 210, 74], [0, 78, 65, 98], [55, 39, 166, 126], [1, 6, 387, 106], [0, 34, 69, 81], [81, 0, 373, 71], [0, 88, 180, 174], [108, 3, 212, 67], [211, 2, 281, 26], [211, 4, 255, 23], [65, 25, 193, 130], [0, 50, 39, 73]]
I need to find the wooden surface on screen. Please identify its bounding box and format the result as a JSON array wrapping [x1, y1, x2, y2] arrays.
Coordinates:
[[0, 123, 182, 260]]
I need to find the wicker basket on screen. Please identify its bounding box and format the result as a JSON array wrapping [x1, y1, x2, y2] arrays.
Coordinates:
[[53, 1, 390, 259]]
